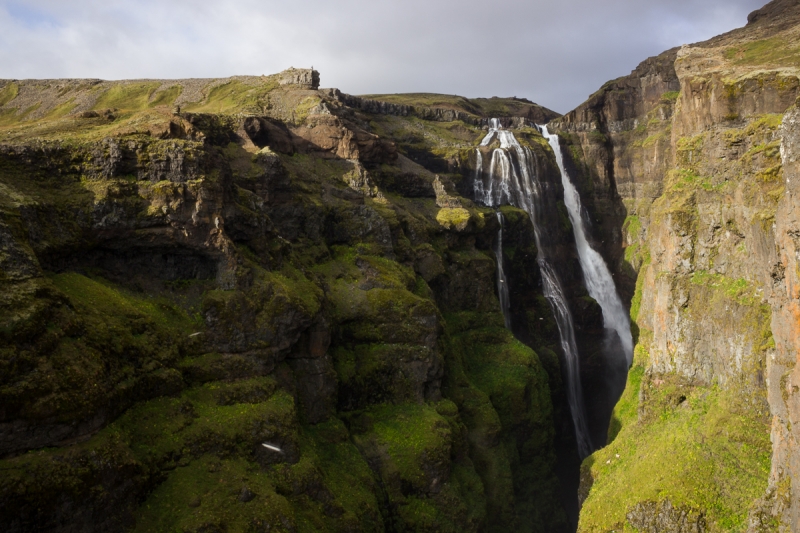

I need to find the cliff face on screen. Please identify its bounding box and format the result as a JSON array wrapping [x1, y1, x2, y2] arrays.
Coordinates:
[[5, 2, 799, 530], [554, 0, 800, 530], [0, 72, 575, 532]]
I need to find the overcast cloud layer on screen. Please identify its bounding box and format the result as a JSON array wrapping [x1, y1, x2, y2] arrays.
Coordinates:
[[0, 0, 768, 113]]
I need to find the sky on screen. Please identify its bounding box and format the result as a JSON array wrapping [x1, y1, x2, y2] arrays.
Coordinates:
[[0, 0, 769, 114]]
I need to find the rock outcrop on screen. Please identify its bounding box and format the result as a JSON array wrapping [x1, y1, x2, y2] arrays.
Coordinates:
[[278, 67, 320, 90]]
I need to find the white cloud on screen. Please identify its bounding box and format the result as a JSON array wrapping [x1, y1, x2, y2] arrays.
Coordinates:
[[0, 0, 768, 112]]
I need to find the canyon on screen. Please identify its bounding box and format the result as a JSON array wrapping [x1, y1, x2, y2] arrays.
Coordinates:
[[1, 0, 800, 532]]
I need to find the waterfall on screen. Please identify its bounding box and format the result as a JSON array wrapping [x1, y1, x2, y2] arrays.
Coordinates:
[[495, 211, 511, 329], [475, 119, 593, 458], [541, 126, 634, 365]]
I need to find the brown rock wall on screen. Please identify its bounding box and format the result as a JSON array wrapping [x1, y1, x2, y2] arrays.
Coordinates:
[[560, 1, 800, 529]]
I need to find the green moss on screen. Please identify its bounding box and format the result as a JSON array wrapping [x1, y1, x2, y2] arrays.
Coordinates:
[[123, 388, 387, 533], [2, 362, 313, 532], [629, 253, 650, 322], [357, 402, 451, 490], [446, 320, 564, 532], [756, 164, 783, 184], [92, 82, 161, 111], [0, 272, 198, 423], [689, 270, 760, 306], [660, 91, 680, 102], [579, 383, 770, 532], [588, 131, 607, 144], [0, 429, 145, 527], [133, 456, 296, 533], [436, 207, 472, 230], [747, 114, 783, 133], [743, 140, 782, 162], [367, 114, 483, 162], [148, 85, 182, 108], [623, 215, 642, 241], [641, 130, 669, 148], [556, 200, 573, 233], [676, 133, 705, 161], [724, 37, 800, 68], [182, 79, 277, 114], [459, 327, 551, 433], [360, 93, 555, 121], [0, 103, 40, 127], [292, 96, 322, 125], [178, 352, 262, 384], [42, 99, 77, 120], [0, 82, 19, 107], [52, 272, 199, 332], [666, 169, 722, 193], [607, 338, 650, 443]]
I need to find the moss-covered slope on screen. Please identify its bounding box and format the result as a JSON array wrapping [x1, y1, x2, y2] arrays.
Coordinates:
[[0, 69, 570, 532]]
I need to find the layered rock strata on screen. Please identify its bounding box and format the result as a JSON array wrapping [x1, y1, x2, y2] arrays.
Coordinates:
[[552, 0, 800, 530], [0, 70, 572, 532]]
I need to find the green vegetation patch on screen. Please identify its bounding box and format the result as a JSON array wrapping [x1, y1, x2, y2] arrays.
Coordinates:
[[666, 168, 724, 193], [363, 92, 480, 112], [724, 37, 800, 68], [689, 270, 760, 307], [0, 82, 19, 107], [292, 95, 322, 125], [148, 85, 182, 108], [367, 114, 483, 163], [355, 402, 451, 491], [660, 91, 680, 102], [345, 400, 490, 532], [607, 334, 651, 443], [675, 133, 705, 170], [42, 99, 78, 121], [743, 140, 782, 163], [446, 318, 564, 532], [53, 272, 198, 332], [183, 79, 277, 114], [0, 272, 198, 423], [0, 104, 40, 127], [628, 255, 650, 323], [458, 325, 552, 440], [132, 456, 297, 533], [92, 82, 162, 112], [580, 367, 771, 532], [125, 390, 382, 532], [436, 207, 472, 230], [623, 215, 642, 244], [640, 130, 669, 148]]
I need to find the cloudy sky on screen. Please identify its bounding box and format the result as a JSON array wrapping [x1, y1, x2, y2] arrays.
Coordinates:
[[0, 0, 768, 113]]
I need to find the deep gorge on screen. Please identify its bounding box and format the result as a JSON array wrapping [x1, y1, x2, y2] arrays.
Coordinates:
[[2, 0, 800, 531]]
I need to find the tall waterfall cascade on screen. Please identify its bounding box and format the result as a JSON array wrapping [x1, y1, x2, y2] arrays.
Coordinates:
[[541, 126, 634, 365], [495, 211, 511, 329], [474, 119, 593, 458]]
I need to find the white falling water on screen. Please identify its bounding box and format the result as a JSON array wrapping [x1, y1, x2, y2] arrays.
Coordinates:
[[475, 119, 593, 458], [495, 211, 511, 329], [541, 126, 634, 365]]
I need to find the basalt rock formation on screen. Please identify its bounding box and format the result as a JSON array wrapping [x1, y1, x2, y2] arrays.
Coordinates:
[[0, 70, 578, 532], [551, 0, 800, 530]]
